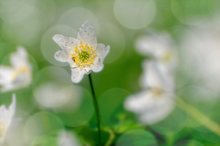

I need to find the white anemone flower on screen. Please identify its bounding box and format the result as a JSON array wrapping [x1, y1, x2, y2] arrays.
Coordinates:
[[0, 94, 16, 143], [140, 61, 175, 90], [136, 32, 177, 72], [58, 131, 81, 146], [125, 61, 175, 124], [0, 47, 32, 92], [181, 20, 220, 99], [53, 22, 110, 83]]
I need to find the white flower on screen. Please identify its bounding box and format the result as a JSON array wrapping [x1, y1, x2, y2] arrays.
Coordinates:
[[125, 61, 175, 124], [0, 47, 32, 92], [34, 82, 81, 110], [181, 20, 220, 99], [5, 118, 27, 146], [139, 61, 175, 90], [58, 131, 81, 146], [0, 94, 16, 142], [53, 22, 110, 83], [136, 32, 177, 72], [125, 91, 174, 125]]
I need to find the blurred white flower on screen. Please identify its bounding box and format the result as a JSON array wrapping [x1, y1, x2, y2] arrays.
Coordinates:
[[136, 32, 177, 72], [181, 19, 220, 99], [58, 131, 81, 146], [125, 61, 175, 124], [0, 94, 16, 143], [5, 118, 28, 146], [34, 82, 81, 110], [0, 47, 32, 92], [53, 22, 110, 83], [140, 61, 175, 90]]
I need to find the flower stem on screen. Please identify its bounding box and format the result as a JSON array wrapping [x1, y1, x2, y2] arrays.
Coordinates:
[[88, 74, 102, 145], [176, 98, 220, 136], [146, 126, 165, 145]]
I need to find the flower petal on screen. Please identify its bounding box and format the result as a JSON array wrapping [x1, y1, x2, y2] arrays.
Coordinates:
[[96, 43, 110, 58], [0, 66, 14, 83], [54, 50, 69, 62], [125, 91, 151, 114], [0, 94, 16, 143], [53, 34, 79, 51], [140, 61, 164, 89], [10, 47, 28, 68], [9, 94, 16, 122], [138, 96, 174, 124], [77, 22, 97, 46], [136, 33, 172, 57], [125, 90, 174, 124], [91, 58, 104, 73], [71, 68, 85, 83]]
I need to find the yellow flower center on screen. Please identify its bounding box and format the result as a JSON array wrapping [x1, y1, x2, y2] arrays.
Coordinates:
[[151, 87, 164, 97], [162, 51, 173, 63], [71, 43, 96, 68], [11, 66, 29, 81]]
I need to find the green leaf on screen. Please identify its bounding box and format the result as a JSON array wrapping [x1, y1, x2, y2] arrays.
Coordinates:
[[98, 88, 130, 127], [31, 135, 57, 146], [116, 129, 157, 146]]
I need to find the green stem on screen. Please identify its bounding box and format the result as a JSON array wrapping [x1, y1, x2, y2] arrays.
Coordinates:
[[88, 74, 102, 145], [103, 128, 115, 146], [176, 98, 220, 137]]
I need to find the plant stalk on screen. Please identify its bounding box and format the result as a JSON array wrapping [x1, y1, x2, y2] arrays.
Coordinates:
[[88, 74, 102, 145], [176, 98, 220, 137]]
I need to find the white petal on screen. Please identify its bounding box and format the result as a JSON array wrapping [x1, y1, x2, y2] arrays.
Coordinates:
[[125, 90, 174, 125], [140, 61, 164, 88], [9, 94, 16, 120], [77, 22, 97, 46], [0, 94, 16, 142], [0, 94, 16, 125], [125, 91, 151, 114], [90, 44, 110, 73], [0, 67, 14, 92], [91, 58, 104, 73], [139, 96, 174, 124], [140, 60, 174, 92], [96, 44, 110, 59], [53, 34, 78, 51], [0, 83, 14, 93], [136, 33, 176, 63], [0, 66, 14, 83], [54, 50, 69, 62], [136, 36, 157, 55], [71, 68, 85, 83], [10, 47, 28, 68]]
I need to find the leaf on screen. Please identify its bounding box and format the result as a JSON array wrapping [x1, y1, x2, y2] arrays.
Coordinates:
[[116, 129, 157, 146]]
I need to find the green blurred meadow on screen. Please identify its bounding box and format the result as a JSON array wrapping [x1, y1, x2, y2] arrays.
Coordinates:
[[0, 0, 220, 146]]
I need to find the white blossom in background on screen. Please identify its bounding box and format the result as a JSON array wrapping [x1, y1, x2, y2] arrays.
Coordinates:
[[34, 82, 81, 110], [136, 32, 177, 72], [125, 31, 177, 124], [0, 47, 32, 92], [5, 118, 27, 146], [53, 22, 110, 83], [0, 94, 16, 143], [139, 61, 175, 90], [125, 61, 175, 124], [58, 131, 81, 146], [181, 18, 220, 99]]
